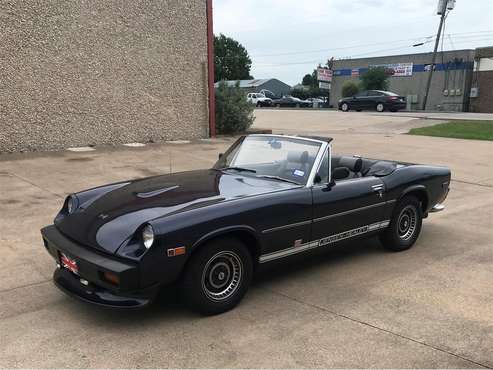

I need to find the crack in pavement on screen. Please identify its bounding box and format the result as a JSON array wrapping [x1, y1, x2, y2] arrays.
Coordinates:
[[264, 288, 490, 369], [452, 178, 493, 188], [3, 172, 64, 198], [0, 279, 51, 294]]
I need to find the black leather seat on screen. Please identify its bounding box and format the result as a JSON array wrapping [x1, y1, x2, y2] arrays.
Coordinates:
[[332, 156, 363, 180]]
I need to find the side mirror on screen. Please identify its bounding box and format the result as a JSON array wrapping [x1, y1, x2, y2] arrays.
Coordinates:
[[332, 167, 350, 181], [218, 153, 223, 160]]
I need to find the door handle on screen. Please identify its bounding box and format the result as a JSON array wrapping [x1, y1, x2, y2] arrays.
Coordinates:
[[371, 184, 385, 198]]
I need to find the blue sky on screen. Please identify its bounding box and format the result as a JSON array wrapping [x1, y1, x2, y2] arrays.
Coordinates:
[[213, 0, 493, 85]]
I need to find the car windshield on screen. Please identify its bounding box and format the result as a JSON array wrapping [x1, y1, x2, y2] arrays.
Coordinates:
[[214, 136, 322, 185]]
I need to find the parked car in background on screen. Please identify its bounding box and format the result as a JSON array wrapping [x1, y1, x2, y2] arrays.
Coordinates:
[[338, 90, 406, 112], [246, 93, 272, 107], [306, 97, 326, 107], [273, 96, 311, 108], [306, 98, 324, 104], [259, 89, 279, 100]]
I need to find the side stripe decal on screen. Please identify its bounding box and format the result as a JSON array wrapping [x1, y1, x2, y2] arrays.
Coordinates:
[[313, 200, 395, 223], [259, 220, 390, 263], [261, 200, 396, 233], [262, 219, 312, 234]]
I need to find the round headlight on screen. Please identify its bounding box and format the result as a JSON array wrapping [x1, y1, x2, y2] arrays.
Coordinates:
[[67, 195, 78, 214], [142, 224, 154, 249]]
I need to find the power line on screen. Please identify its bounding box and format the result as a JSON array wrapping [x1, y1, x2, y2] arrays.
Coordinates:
[[251, 30, 493, 58], [251, 36, 434, 57], [214, 32, 493, 63], [253, 39, 493, 69]]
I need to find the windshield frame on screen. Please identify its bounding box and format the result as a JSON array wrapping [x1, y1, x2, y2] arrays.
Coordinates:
[[213, 134, 329, 187]]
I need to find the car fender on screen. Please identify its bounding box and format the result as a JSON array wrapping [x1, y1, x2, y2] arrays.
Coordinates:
[[398, 184, 429, 210], [191, 224, 263, 255]]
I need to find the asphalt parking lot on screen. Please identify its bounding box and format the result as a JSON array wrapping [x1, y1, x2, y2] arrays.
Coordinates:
[[1, 111, 492, 368]]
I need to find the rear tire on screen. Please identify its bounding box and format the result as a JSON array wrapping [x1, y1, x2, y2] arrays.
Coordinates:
[[376, 103, 385, 112], [380, 195, 422, 252], [256, 102, 261, 107], [181, 237, 253, 315]]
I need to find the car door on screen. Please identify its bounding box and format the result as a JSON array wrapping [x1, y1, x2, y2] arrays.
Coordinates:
[[310, 151, 387, 246], [367, 90, 384, 109], [352, 91, 368, 109]]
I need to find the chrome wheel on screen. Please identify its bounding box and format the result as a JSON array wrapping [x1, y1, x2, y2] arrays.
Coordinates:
[[341, 103, 348, 111], [397, 205, 417, 241], [201, 251, 242, 302], [376, 103, 384, 112]]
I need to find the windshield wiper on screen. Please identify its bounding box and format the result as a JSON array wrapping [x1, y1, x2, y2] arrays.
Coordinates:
[[218, 166, 257, 173], [255, 175, 301, 185]]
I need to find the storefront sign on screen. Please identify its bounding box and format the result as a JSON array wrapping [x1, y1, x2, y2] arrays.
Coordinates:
[[317, 68, 333, 82], [371, 63, 413, 77]]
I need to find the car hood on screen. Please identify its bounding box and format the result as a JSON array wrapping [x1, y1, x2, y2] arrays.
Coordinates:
[[55, 169, 295, 253]]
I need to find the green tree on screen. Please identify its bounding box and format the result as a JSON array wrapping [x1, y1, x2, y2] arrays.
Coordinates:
[[215, 81, 254, 134], [302, 74, 314, 86], [360, 67, 389, 90], [214, 34, 253, 82], [309, 86, 323, 98], [341, 80, 360, 97], [296, 69, 325, 99]]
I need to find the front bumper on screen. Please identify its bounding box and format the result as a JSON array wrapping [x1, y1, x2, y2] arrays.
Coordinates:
[[54, 268, 154, 309], [430, 203, 445, 213], [41, 225, 159, 309]]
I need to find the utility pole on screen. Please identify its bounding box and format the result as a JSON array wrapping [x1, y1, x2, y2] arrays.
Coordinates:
[[327, 57, 334, 107], [421, 0, 451, 110]]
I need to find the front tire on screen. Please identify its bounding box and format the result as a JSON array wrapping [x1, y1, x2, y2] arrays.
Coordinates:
[[181, 237, 253, 315], [341, 102, 349, 112], [380, 195, 422, 252]]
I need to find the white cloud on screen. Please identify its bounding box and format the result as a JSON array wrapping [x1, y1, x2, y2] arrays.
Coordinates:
[[213, 0, 493, 85]]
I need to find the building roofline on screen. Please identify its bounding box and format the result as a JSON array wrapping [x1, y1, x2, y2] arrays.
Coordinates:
[[334, 48, 476, 63]]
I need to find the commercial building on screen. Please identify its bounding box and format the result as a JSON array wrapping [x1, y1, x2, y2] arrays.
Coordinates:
[[0, 0, 214, 152], [470, 47, 493, 113], [215, 79, 292, 98], [330, 49, 484, 112]]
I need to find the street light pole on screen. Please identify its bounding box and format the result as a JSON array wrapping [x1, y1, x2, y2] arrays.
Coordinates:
[[421, 0, 449, 111]]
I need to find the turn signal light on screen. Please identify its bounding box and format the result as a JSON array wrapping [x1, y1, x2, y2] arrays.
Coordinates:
[[103, 271, 120, 285], [167, 246, 186, 257]]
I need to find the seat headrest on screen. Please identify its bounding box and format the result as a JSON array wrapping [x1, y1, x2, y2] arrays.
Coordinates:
[[287, 150, 309, 163], [338, 156, 363, 173]]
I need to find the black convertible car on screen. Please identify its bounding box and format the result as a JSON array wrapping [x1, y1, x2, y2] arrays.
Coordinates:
[[338, 90, 406, 112], [41, 135, 450, 314]]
